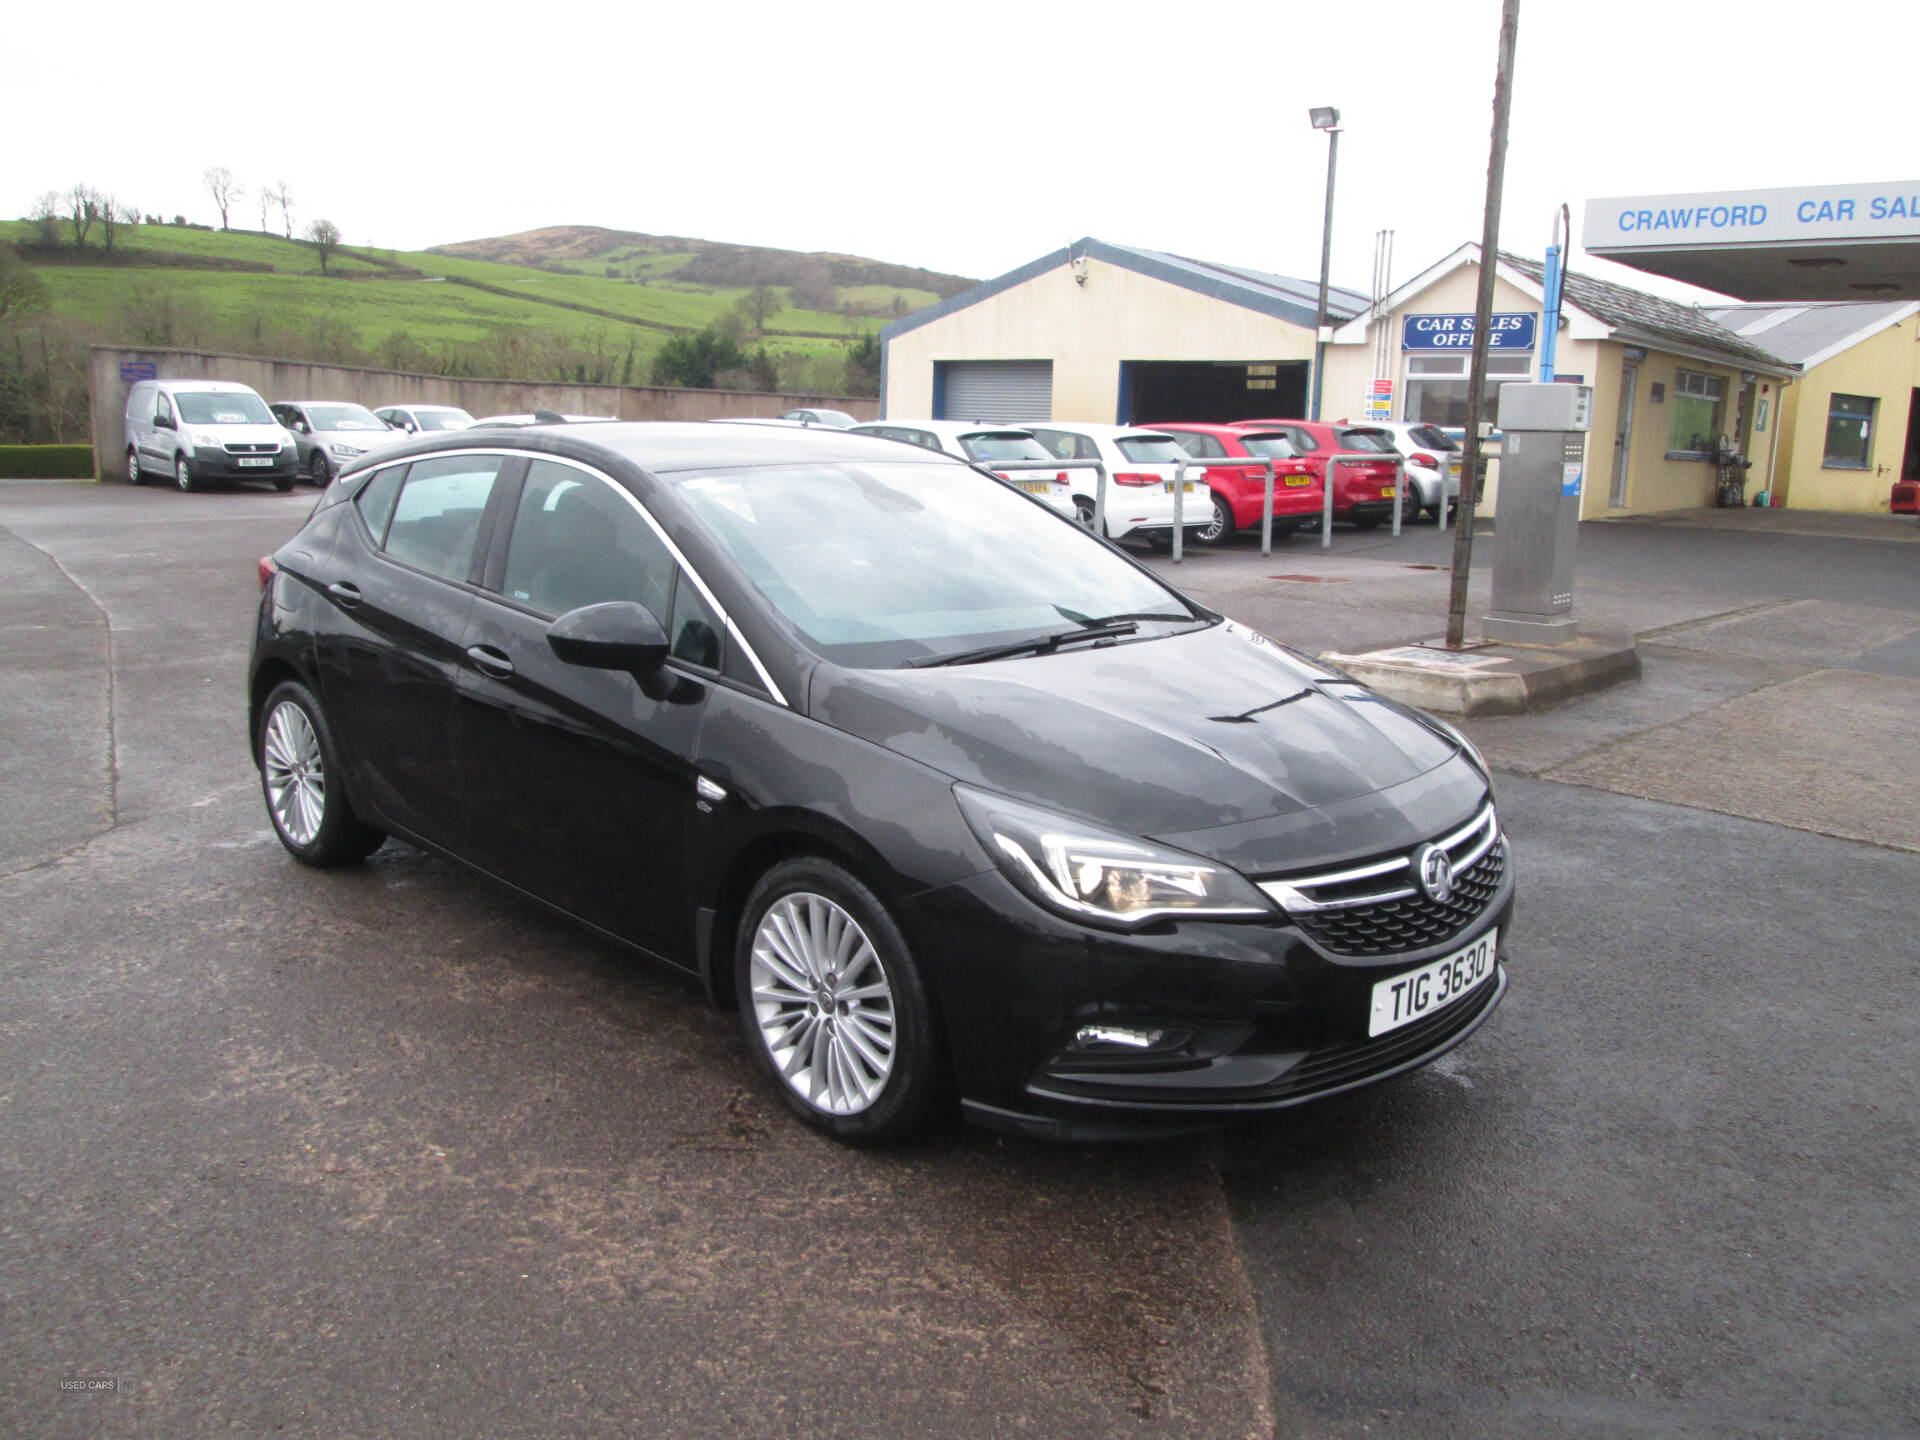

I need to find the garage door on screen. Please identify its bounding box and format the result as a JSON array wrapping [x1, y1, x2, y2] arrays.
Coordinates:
[[936, 361, 1054, 423]]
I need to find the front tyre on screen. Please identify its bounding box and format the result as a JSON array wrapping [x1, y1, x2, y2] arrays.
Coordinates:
[[308, 451, 331, 486], [736, 857, 945, 1145], [127, 447, 146, 486], [175, 454, 198, 492], [258, 680, 386, 867]]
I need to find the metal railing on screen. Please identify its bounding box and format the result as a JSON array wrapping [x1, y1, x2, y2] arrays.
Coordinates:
[[1172, 458, 1277, 561], [1321, 453, 1407, 548], [974, 458, 1110, 531]]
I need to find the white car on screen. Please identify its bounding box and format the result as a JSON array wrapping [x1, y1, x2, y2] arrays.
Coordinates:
[[847, 420, 1076, 519], [269, 400, 408, 485], [1023, 423, 1211, 546], [1348, 420, 1462, 520], [374, 403, 475, 435], [779, 407, 860, 428], [470, 411, 618, 428]]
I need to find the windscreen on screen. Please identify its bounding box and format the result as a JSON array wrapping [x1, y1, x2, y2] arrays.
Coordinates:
[[306, 405, 386, 431], [1407, 425, 1459, 451], [416, 409, 474, 431], [1236, 434, 1296, 459], [1335, 428, 1397, 454], [174, 392, 273, 425], [672, 461, 1197, 668], [1114, 435, 1189, 465], [959, 432, 1052, 463]]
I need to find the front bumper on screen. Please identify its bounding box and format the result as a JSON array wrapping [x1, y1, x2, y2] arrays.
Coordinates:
[[900, 859, 1514, 1139], [192, 448, 298, 480]]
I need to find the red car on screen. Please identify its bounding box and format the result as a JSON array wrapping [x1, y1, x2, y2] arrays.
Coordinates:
[[1240, 419, 1407, 529], [1145, 423, 1324, 545], [1892, 475, 1920, 515]]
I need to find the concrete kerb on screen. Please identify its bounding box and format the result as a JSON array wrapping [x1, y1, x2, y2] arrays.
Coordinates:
[[1321, 634, 1642, 717]]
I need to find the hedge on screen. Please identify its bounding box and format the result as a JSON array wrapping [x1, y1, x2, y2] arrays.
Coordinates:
[[0, 445, 96, 479]]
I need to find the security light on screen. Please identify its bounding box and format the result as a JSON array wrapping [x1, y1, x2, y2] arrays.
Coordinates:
[[1309, 107, 1340, 130]]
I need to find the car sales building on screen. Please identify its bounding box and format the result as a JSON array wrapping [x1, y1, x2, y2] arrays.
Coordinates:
[[882, 237, 1795, 518]]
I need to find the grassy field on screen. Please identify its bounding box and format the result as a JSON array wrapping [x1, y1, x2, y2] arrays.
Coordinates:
[[1, 220, 904, 370]]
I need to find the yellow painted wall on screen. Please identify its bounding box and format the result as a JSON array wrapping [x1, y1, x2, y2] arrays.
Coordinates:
[[883, 256, 1314, 422], [1772, 316, 1920, 512]]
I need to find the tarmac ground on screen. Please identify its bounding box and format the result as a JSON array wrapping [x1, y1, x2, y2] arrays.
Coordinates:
[[3, 480, 1915, 1439]]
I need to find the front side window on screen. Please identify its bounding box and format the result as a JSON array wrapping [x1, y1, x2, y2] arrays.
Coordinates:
[[173, 391, 274, 426], [153, 392, 172, 425], [500, 460, 674, 619], [672, 461, 1197, 669], [1668, 370, 1727, 455], [1822, 394, 1876, 469], [383, 455, 502, 582], [669, 574, 724, 669]]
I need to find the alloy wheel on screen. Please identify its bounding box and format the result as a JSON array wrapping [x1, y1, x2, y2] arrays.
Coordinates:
[[262, 699, 327, 847], [309, 452, 331, 486], [175, 456, 192, 491], [749, 892, 896, 1115], [126, 448, 142, 485]]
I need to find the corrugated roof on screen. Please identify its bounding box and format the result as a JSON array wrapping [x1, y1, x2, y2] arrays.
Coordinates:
[[1501, 252, 1790, 371], [880, 238, 1365, 343], [1700, 301, 1918, 366]]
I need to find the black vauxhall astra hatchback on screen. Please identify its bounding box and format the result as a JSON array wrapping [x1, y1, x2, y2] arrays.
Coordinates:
[[249, 422, 1511, 1143]]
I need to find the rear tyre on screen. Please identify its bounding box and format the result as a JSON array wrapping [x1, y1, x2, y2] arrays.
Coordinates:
[[257, 680, 386, 867], [127, 448, 145, 486], [1195, 493, 1236, 546], [308, 452, 332, 487], [736, 856, 946, 1145], [174, 454, 198, 493], [1073, 495, 1097, 529], [273, 472, 296, 493]]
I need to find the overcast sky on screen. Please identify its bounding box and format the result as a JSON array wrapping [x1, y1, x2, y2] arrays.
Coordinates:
[[10, 0, 1916, 305]]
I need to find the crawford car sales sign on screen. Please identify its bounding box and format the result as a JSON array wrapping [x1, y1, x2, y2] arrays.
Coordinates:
[[1402, 312, 1537, 351]]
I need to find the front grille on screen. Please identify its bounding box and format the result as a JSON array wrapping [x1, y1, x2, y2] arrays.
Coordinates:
[[1258, 804, 1505, 958], [1294, 843, 1503, 956], [223, 441, 281, 455]]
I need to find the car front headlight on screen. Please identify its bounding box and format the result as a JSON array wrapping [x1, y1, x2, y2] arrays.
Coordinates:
[[330, 443, 365, 457], [955, 785, 1272, 929], [193, 431, 219, 447]]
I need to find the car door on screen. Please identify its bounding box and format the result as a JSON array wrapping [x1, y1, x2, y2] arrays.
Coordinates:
[[144, 390, 176, 469], [310, 452, 512, 847], [450, 456, 715, 960]]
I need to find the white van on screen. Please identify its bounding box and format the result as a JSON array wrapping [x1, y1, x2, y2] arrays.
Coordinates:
[[124, 379, 299, 492]]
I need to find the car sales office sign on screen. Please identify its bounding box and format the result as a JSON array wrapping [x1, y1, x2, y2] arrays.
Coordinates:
[[1402, 312, 1537, 351]]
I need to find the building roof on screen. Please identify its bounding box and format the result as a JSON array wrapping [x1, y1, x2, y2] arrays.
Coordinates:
[[1700, 300, 1920, 370], [1498, 252, 1791, 371], [880, 237, 1367, 344]]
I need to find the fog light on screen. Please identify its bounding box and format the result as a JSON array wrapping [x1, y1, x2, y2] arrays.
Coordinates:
[[1073, 1024, 1168, 1051]]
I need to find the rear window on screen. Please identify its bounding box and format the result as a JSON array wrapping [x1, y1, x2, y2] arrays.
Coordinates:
[[1407, 425, 1459, 451], [1114, 435, 1189, 465], [960, 432, 1051, 463], [1237, 434, 1295, 459], [1335, 428, 1396, 454]]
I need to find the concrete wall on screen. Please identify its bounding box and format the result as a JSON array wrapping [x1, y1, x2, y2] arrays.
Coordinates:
[[883, 256, 1315, 422], [88, 346, 878, 479], [1772, 317, 1920, 512]]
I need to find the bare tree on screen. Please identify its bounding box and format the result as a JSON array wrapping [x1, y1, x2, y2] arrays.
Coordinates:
[[66, 184, 102, 247], [735, 284, 784, 333], [258, 187, 271, 232], [98, 196, 137, 251], [203, 167, 241, 229], [305, 218, 342, 274], [28, 191, 61, 246], [272, 180, 295, 239]]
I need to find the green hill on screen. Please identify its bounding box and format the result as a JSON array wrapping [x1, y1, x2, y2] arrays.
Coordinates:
[[1, 218, 960, 442]]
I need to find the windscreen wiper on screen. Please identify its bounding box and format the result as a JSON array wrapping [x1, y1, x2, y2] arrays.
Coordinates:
[[1054, 607, 1196, 627], [906, 621, 1138, 668]]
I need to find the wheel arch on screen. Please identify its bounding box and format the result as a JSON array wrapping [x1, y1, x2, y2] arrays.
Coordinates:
[[247, 657, 309, 765]]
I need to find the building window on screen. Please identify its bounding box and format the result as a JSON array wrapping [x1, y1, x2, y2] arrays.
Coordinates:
[[1403, 353, 1532, 428], [1822, 393, 1876, 469], [1667, 369, 1726, 455]]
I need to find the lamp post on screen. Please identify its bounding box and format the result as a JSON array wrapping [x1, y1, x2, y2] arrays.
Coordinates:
[[1308, 106, 1341, 422]]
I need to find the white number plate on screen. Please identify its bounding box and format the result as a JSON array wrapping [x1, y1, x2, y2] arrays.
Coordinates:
[[1368, 929, 1497, 1037], [237, 457, 273, 467]]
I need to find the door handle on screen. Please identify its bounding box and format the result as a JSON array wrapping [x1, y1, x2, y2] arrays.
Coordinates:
[[465, 644, 515, 679], [326, 581, 362, 608]]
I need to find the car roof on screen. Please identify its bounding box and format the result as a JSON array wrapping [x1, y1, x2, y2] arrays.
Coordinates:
[[158, 379, 257, 393], [386, 402, 470, 413], [413, 420, 972, 474], [854, 418, 1035, 438], [278, 399, 375, 409], [1026, 421, 1174, 440]]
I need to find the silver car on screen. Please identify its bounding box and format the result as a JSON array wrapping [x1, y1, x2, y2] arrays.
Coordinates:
[[270, 401, 405, 486]]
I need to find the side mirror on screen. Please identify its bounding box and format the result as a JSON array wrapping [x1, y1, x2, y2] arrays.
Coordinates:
[[154, 413, 175, 430], [546, 601, 670, 672], [296, 420, 311, 435]]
